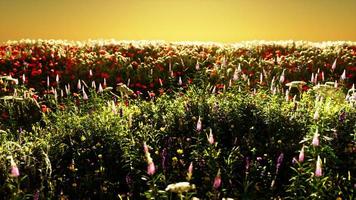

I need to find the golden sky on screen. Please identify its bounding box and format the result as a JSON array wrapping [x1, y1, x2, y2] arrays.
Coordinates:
[[1, 0, 355, 43]]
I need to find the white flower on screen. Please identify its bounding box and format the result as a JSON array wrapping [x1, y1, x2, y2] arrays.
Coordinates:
[[165, 182, 195, 193]]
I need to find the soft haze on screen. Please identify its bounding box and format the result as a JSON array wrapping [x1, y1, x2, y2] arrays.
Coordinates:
[[1, 0, 355, 43]]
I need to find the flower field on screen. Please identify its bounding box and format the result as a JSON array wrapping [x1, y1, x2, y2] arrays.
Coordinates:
[[0, 40, 355, 199]]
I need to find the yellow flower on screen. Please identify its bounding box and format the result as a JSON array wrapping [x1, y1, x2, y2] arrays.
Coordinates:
[[176, 149, 183, 155]]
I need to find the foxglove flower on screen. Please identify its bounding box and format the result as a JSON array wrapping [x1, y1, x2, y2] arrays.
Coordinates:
[[298, 146, 305, 162], [143, 142, 155, 175], [312, 129, 319, 147], [213, 169, 221, 189], [315, 156, 322, 177], [10, 158, 20, 177], [196, 117, 202, 132]]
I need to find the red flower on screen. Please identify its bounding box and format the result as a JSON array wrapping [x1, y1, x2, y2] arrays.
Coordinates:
[[101, 72, 110, 79], [31, 69, 42, 76]]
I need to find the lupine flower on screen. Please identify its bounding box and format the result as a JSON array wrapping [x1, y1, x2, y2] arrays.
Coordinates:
[[332, 58, 337, 71], [285, 89, 289, 101], [46, 76, 50, 87], [207, 129, 214, 145], [279, 69, 285, 83], [310, 73, 314, 83], [103, 78, 107, 88], [276, 153, 284, 173], [89, 69, 93, 77], [178, 76, 183, 86], [82, 88, 88, 100], [187, 162, 193, 180], [315, 155, 322, 177], [341, 70, 346, 80], [77, 79, 81, 90], [298, 146, 305, 162], [22, 74, 26, 84], [233, 69, 239, 81], [98, 83, 103, 93], [313, 109, 319, 120], [195, 61, 200, 70], [312, 129, 319, 147], [56, 74, 59, 83], [196, 117, 202, 132], [213, 169, 222, 189]]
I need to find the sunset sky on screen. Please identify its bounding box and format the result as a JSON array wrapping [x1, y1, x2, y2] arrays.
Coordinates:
[[1, 0, 355, 43]]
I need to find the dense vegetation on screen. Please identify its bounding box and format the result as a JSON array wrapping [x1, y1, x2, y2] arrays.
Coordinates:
[[0, 40, 355, 199]]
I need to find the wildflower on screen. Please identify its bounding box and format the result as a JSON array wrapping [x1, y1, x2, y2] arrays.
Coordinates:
[[313, 109, 319, 120], [56, 74, 59, 83], [213, 169, 222, 189], [82, 88, 88, 100], [187, 162, 193, 180], [279, 69, 285, 83], [298, 146, 305, 162], [97, 83, 103, 93], [89, 69, 93, 77], [196, 117, 202, 132], [46, 76, 50, 87], [77, 79, 81, 90], [22, 74, 26, 84], [331, 58, 337, 71], [165, 182, 195, 193], [195, 61, 200, 70], [340, 70, 346, 80], [178, 76, 182, 86], [207, 129, 214, 145], [9, 157, 20, 177], [315, 155, 322, 177], [233, 69, 239, 81], [276, 153, 284, 173], [143, 142, 155, 175], [312, 128, 320, 146]]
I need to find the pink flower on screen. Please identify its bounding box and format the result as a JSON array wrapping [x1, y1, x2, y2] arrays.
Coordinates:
[[312, 129, 319, 147], [340, 70, 346, 80], [196, 117, 202, 132], [207, 129, 214, 145], [315, 156, 322, 177], [77, 79, 82, 90], [178, 76, 183, 86], [187, 162, 193, 180], [10, 164, 20, 177], [143, 142, 149, 154], [147, 161, 156, 175], [213, 169, 221, 189], [298, 146, 305, 162]]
